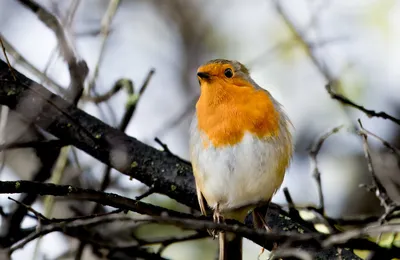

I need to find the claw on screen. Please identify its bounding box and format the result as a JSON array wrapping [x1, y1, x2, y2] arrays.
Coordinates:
[[258, 247, 265, 259]]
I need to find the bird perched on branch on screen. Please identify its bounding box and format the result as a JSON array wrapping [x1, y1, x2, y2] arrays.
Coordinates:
[[190, 59, 293, 260]]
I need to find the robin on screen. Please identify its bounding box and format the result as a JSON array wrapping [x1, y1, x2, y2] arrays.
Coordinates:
[[189, 59, 293, 260]]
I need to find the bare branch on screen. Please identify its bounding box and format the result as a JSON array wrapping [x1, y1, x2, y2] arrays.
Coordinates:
[[119, 69, 154, 131], [154, 137, 189, 164], [98, 71, 153, 193], [273, 2, 400, 127], [87, 0, 120, 94], [0, 180, 191, 219], [0, 35, 65, 92], [358, 119, 397, 219], [273, 0, 332, 80], [8, 197, 49, 223], [83, 79, 128, 104], [0, 37, 17, 81], [16, 0, 88, 103], [327, 85, 400, 126], [135, 187, 156, 201], [309, 125, 343, 213], [359, 125, 400, 169]]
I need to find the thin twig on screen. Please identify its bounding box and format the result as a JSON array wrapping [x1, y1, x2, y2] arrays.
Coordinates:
[[119, 69, 155, 130], [272, 1, 400, 131], [154, 137, 190, 165], [0, 35, 65, 93], [327, 85, 400, 126], [135, 187, 156, 201], [8, 197, 48, 222], [97, 72, 152, 192], [249, 0, 337, 69], [0, 36, 17, 81], [283, 189, 335, 234], [283, 187, 297, 216], [83, 79, 127, 104], [273, 0, 332, 80], [42, 0, 81, 79], [17, 0, 88, 104], [87, 0, 120, 94], [360, 125, 400, 170], [8, 196, 124, 224], [83, 72, 153, 217], [9, 215, 133, 253], [309, 125, 343, 213], [357, 119, 397, 218], [138, 69, 155, 96], [43, 146, 71, 220]]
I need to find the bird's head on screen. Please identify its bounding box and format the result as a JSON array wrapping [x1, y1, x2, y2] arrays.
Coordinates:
[[196, 59, 255, 89]]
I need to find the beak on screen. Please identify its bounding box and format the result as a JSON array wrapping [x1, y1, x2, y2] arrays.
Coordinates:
[[197, 72, 210, 80]]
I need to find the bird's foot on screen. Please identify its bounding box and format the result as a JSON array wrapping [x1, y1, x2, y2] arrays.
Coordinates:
[[211, 204, 224, 239]]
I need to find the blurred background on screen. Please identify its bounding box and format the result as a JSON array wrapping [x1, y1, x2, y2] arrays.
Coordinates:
[[0, 0, 399, 259]]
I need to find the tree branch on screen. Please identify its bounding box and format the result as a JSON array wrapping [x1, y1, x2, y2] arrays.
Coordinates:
[[327, 85, 400, 126], [0, 180, 191, 219], [309, 125, 343, 214], [0, 59, 197, 208], [16, 0, 88, 104]]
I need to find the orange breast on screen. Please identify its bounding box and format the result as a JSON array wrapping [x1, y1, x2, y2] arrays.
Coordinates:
[[196, 79, 280, 148]]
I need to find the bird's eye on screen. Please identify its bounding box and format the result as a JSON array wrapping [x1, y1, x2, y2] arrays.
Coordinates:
[[224, 68, 233, 78]]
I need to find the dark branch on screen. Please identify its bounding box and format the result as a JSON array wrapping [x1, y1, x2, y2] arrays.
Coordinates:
[[309, 125, 343, 213], [357, 119, 398, 220], [327, 84, 400, 126], [0, 180, 191, 219], [0, 59, 197, 209]]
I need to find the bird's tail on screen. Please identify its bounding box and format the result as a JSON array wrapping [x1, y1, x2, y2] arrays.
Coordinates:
[[219, 231, 242, 260]]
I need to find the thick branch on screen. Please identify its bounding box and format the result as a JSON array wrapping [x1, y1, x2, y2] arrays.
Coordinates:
[[0, 59, 197, 209]]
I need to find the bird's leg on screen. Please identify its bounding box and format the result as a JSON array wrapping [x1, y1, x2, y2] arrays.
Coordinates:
[[254, 209, 272, 231], [213, 203, 223, 223], [212, 203, 224, 239], [253, 207, 278, 257]]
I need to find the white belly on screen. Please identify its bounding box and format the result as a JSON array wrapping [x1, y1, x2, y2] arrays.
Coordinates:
[[191, 131, 286, 211]]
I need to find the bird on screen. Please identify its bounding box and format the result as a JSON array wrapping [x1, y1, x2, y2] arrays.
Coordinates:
[[189, 59, 293, 260]]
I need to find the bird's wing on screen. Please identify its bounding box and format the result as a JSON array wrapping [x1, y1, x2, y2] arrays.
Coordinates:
[[195, 177, 208, 216], [189, 115, 208, 216]]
